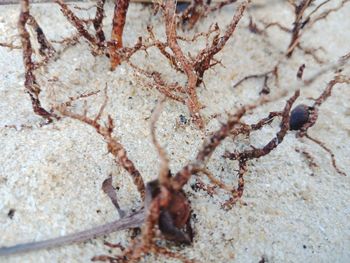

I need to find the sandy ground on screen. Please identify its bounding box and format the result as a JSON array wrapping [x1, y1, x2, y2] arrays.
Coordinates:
[[0, 1, 350, 262]]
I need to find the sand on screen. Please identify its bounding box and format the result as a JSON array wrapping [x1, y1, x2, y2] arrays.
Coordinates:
[[0, 1, 349, 262]]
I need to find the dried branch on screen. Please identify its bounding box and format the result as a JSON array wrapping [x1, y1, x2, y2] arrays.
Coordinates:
[[193, 1, 248, 84], [55, 0, 100, 53], [0, 41, 21, 49], [286, 0, 312, 57], [286, 0, 349, 58], [93, 0, 106, 46], [56, 89, 146, 200], [225, 90, 300, 161], [305, 134, 346, 176], [27, 15, 55, 58], [136, 0, 248, 129], [18, 0, 57, 122], [298, 75, 350, 137], [129, 62, 187, 103], [233, 65, 279, 95], [292, 75, 349, 176], [110, 0, 130, 70], [171, 95, 272, 191]]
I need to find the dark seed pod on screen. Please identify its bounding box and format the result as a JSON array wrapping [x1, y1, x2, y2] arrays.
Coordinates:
[[289, 104, 310, 130], [145, 180, 192, 244]]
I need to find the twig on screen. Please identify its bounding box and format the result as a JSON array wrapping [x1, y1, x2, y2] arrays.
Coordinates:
[[93, 0, 106, 46], [0, 210, 145, 256], [55, 0, 100, 54], [298, 75, 350, 137], [110, 0, 130, 70], [305, 134, 346, 176], [56, 88, 146, 199], [18, 0, 56, 122]]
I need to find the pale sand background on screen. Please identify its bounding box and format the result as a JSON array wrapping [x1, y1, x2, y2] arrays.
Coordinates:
[[0, 1, 349, 262]]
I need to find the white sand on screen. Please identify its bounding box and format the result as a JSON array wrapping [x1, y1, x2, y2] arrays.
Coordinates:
[[0, 1, 349, 262]]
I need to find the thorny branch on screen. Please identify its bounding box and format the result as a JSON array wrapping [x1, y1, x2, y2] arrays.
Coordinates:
[[286, 0, 313, 58], [298, 75, 350, 137]]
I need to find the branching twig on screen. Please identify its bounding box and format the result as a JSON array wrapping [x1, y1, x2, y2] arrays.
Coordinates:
[[56, 89, 146, 199], [233, 65, 279, 95], [55, 0, 100, 53], [305, 134, 346, 176], [110, 0, 130, 70], [93, 0, 106, 46], [18, 0, 57, 122], [298, 75, 350, 137]]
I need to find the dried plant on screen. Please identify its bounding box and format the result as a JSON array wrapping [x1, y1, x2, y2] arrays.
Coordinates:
[[0, 90, 301, 261], [133, 0, 248, 128], [1, 0, 349, 262]]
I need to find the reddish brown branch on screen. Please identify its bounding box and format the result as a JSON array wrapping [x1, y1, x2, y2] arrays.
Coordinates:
[[226, 90, 300, 161], [194, 1, 248, 84], [18, 0, 56, 122], [298, 76, 350, 137], [93, 0, 106, 46], [171, 96, 271, 191], [27, 15, 55, 58], [164, 0, 205, 128], [286, 0, 312, 57], [56, 90, 146, 200], [55, 0, 99, 53], [110, 0, 130, 70]]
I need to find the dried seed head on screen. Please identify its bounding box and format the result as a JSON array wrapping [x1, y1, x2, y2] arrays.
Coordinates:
[[289, 104, 310, 130]]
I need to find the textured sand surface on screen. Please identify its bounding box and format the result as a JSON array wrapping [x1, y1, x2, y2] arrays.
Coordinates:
[[0, 1, 349, 262]]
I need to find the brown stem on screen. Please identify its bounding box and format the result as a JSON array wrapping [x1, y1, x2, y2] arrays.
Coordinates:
[[18, 0, 55, 122], [164, 0, 204, 128], [110, 0, 130, 70], [93, 0, 106, 45], [286, 0, 312, 57]]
